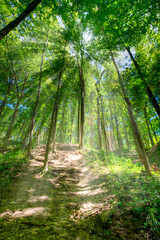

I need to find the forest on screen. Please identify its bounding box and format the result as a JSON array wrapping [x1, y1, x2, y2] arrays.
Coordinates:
[[0, 0, 160, 239]]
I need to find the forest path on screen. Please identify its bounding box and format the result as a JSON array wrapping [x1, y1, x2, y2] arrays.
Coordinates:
[[0, 143, 108, 240]]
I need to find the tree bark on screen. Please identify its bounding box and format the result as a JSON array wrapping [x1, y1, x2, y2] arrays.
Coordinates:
[[0, 78, 15, 119], [77, 99, 80, 144], [144, 106, 154, 147], [59, 100, 67, 143], [90, 91, 94, 147], [125, 46, 160, 118], [109, 99, 116, 151], [28, 30, 49, 157], [97, 95, 102, 150], [3, 74, 28, 145], [110, 48, 151, 176], [77, 58, 85, 149], [43, 81, 61, 171], [119, 106, 130, 150], [113, 99, 121, 153], [0, 0, 41, 40]]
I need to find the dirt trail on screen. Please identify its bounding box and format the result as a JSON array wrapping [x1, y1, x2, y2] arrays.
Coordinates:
[[0, 144, 108, 240]]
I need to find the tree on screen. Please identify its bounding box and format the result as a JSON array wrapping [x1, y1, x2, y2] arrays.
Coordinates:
[[0, 0, 41, 40]]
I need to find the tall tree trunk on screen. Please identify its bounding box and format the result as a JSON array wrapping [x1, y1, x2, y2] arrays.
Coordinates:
[[113, 99, 121, 153], [110, 49, 151, 176], [43, 80, 61, 171], [52, 102, 59, 152], [77, 59, 85, 149], [0, 82, 14, 119], [59, 100, 67, 143], [70, 101, 75, 144], [149, 120, 158, 142], [28, 30, 49, 157], [3, 74, 27, 145], [144, 106, 154, 147], [100, 97, 110, 152], [33, 115, 46, 143], [95, 70, 109, 152], [77, 99, 80, 144], [0, 0, 41, 40], [125, 46, 160, 118], [97, 94, 102, 150], [119, 106, 130, 150], [90, 91, 94, 147], [109, 99, 116, 151]]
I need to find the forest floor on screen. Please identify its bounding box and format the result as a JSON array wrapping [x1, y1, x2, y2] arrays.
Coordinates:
[[0, 143, 160, 240]]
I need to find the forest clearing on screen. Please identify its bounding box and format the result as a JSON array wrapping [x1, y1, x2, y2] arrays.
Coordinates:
[[0, 0, 160, 239]]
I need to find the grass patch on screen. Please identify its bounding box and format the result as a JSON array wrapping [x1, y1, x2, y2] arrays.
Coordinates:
[[0, 149, 27, 190], [85, 149, 160, 237]]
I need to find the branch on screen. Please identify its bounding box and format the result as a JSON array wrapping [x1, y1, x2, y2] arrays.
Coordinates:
[[0, 0, 41, 40]]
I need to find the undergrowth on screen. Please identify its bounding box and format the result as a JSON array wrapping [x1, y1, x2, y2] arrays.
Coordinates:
[[85, 149, 160, 237], [0, 149, 27, 190]]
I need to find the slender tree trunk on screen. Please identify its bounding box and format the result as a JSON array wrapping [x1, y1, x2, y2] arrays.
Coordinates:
[[100, 95, 110, 152], [144, 106, 154, 147], [77, 59, 85, 149], [3, 74, 27, 145], [43, 65, 64, 171], [109, 99, 116, 151], [70, 101, 75, 144], [3, 101, 20, 145], [0, 87, 13, 119], [33, 116, 46, 143], [90, 91, 94, 147], [43, 84, 60, 171], [59, 100, 66, 143], [0, 0, 41, 40], [95, 70, 109, 152], [0, 75, 15, 121], [119, 107, 130, 150], [28, 30, 49, 157], [110, 48, 151, 176], [97, 95, 102, 150], [149, 120, 158, 142], [113, 99, 121, 153], [77, 99, 80, 144], [125, 46, 160, 118], [52, 102, 59, 152]]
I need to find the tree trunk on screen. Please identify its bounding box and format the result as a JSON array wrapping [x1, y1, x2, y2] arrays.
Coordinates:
[[113, 99, 121, 153], [3, 74, 27, 145], [33, 116, 46, 143], [59, 100, 67, 143], [0, 0, 41, 40], [125, 46, 160, 118], [90, 91, 94, 147], [97, 94, 102, 150], [109, 99, 116, 151], [77, 99, 80, 144], [52, 102, 59, 152], [144, 106, 154, 147], [0, 74, 15, 121], [28, 30, 49, 157], [70, 101, 75, 144], [43, 67, 63, 171], [77, 59, 85, 149], [110, 48, 151, 176], [119, 106, 130, 150]]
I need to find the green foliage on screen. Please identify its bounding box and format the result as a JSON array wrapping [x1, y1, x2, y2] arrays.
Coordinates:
[[86, 148, 160, 235], [0, 149, 27, 189]]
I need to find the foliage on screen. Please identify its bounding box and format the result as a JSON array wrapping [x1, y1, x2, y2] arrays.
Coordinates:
[[0, 148, 27, 190], [86, 148, 160, 235]]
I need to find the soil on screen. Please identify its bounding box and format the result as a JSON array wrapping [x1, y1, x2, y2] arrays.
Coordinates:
[[0, 144, 157, 239]]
